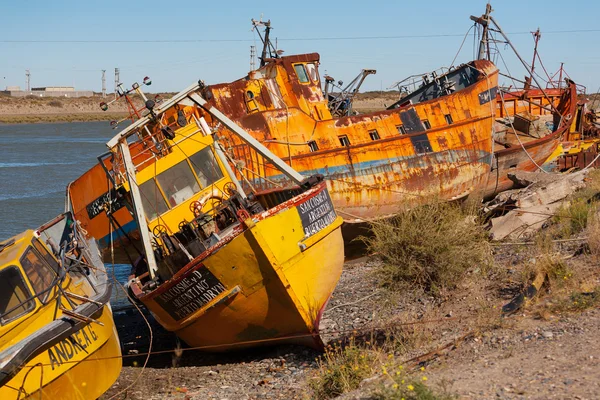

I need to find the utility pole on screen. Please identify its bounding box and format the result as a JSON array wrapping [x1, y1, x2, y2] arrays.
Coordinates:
[[250, 45, 256, 71], [114, 68, 120, 99], [101, 70, 106, 98], [25, 69, 30, 91]]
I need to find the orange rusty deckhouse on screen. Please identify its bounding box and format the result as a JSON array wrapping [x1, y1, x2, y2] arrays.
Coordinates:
[[198, 19, 499, 222], [67, 20, 498, 259]]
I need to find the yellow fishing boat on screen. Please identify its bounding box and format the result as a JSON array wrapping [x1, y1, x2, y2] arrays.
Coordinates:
[[0, 213, 121, 399], [72, 81, 344, 350]]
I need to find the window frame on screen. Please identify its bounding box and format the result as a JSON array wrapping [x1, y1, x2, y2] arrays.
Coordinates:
[[305, 63, 320, 84], [19, 245, 59, 304], [422, 119, 432, 130], [0, 265, 36, 325], [444, 114, 453, 125], [338, 135, 351, 147], [369, 130, 381, 141], [139, 147, 226, 221], [293, 64, 311, 84], [187, 147, 225, 190], [308, 140, 319, 152], [396, 125, 407, 135]]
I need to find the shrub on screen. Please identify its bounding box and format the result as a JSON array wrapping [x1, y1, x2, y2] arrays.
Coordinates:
[[552, 169, 600, 238], [364, 202, 491, 294], [48, 100, 63, 107], [371, 381, 456, 400], [587, 211, 600, 258], [309, 338, 375, 399]]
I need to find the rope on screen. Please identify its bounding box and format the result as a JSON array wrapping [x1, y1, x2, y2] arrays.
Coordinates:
[[106, 209, 154, 400], [498, 91, 549, 174], [450, 25, 475, 68]]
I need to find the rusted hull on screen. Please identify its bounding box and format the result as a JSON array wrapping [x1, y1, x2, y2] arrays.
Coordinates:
[[324, 148, 490, 220], [210, 59, 499, 221], [67, 57, 498, 258], [484, 82, 579, 199], [484, 133, 560, 198]]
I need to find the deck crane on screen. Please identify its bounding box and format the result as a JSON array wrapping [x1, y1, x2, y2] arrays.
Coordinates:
[[324, 69, 376, 117]]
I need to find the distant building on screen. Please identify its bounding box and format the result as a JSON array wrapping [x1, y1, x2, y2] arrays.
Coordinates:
[[32, 86, 75, 92], [1, 86, 93, 97]]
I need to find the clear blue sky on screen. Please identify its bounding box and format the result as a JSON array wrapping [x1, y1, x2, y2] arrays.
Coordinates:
[[1, 0, 599, 94]]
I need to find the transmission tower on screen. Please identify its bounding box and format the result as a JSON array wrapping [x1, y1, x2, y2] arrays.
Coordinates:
[[25, 69, 30, 91], [250, 45, 256, 71], [114, 68, 120, 99], [101, 70, 106, 98]]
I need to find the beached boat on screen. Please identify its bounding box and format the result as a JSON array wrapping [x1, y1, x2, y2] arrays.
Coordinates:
[[200, 20, 498, 221], [0, 212, 121, 399], [70, 82, 344, 350], [468, 6, 583, 198]]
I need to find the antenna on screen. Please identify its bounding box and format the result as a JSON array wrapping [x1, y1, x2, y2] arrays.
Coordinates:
[[101, 70, 106, 98], [250, 45, 256, 71], [114, 68, 120, 99], [25, 69, 30, 91]]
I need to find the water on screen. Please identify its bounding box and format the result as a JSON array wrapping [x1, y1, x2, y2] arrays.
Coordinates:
[[0, 121, 130, 305]]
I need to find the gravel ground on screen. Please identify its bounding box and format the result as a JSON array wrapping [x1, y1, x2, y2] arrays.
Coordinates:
[[102, 250, 600, 400]]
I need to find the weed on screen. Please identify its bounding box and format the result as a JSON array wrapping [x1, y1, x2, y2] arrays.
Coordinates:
[[371, 381, 456, 400], [552, 170, 600, 238], [532, 234, 572, 288], [586, 211, 600, 258], [569, 288, 600, 311], [370, 365, 456, 400], [310, 338, 376, 399], [365, 202, 491, 295]]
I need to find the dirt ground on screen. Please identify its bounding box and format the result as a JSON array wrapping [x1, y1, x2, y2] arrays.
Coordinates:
[[102, 242, 600, 400]]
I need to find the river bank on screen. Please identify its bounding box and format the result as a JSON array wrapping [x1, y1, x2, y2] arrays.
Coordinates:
[[0, 92, 398, 123]]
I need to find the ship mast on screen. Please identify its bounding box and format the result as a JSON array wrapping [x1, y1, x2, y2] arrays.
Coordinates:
[[470, 3, 560, 115], [471, 3, 493, 61], [251, 18, 279, 67]]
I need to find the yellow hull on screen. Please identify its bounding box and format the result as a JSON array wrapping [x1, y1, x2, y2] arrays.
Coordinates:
[[137, 191, 345, 351], [1, 307, 122, 400]]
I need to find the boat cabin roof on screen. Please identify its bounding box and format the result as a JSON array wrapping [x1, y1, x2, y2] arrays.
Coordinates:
[[0, 230, 60, 326]]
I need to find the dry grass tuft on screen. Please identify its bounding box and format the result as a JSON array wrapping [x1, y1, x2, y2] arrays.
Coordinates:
[[309, 334, 455, 399], [586, 211, 600, 259], [364, 202, 492, 295], [309, 337, 376, 399], [552, 169, 600, 239]]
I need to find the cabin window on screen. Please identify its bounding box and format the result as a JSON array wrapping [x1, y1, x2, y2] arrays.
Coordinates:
[[0, 267, 34, 324], [32, 239, 59, 271], [139, 179, 169, 220], [422, 119, 432, 129], [338, 135, 351, 147], [157, 160, 200, 208], [369, 130, 380, 140], [188, 147, 224, 188], [20, 246, 59, 303], [294, 64, 310, 84], [396, 125, 407, 135], [245, 90, 259, 113], [306, 63, 319, 83], [444, 114, 453, 125], [308, 140, 319, 152]]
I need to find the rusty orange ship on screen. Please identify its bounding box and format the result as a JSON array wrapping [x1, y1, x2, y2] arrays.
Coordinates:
[[67, 42, 498, 257]]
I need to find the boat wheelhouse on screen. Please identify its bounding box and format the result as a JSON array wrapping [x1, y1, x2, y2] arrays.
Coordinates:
[[71, 82, 345, 350], [0, 213, 121, 400]]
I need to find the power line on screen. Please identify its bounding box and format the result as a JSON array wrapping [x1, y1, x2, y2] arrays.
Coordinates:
[[1, 29, 600, 44]]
